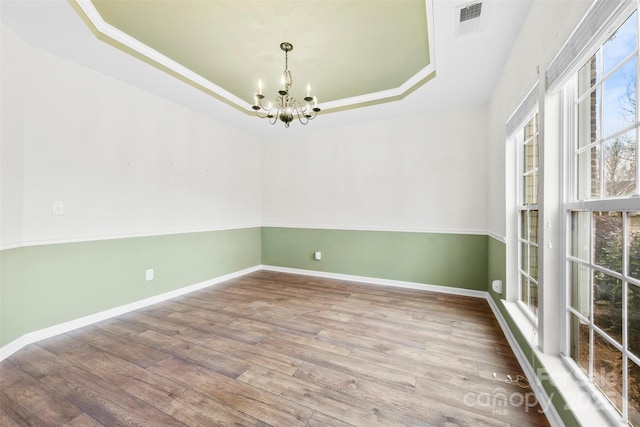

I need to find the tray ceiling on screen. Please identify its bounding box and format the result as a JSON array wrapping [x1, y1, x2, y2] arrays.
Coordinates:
[[72, 0, 434, 114]]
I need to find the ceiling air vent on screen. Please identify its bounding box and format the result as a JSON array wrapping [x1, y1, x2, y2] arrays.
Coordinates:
[[455, 2, 484, 35], [460, 2, 482, 22]]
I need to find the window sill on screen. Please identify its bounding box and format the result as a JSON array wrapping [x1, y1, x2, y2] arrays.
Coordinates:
[[498, 299, 620, 426], [502, 300, 538, 348]]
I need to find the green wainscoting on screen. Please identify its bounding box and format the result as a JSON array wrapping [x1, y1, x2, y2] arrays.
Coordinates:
[[488, 235, 506, 298], [262, 227, 488, 291], [0, 227, 261, 348], [487, 236, 579, 427]]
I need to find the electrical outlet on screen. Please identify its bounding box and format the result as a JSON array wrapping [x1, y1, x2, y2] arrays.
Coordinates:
[[145, 269, 154, 281], [491, 279, 502, 294], [314, 251, 322, 261]]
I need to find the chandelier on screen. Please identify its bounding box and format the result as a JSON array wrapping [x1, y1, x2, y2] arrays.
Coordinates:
[[252, 42, 321, 127]]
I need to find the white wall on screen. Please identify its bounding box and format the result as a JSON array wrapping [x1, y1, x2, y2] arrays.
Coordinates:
[[262, 105, 488, 234], [7, 0, 587, 248], [0, 25, 262, 249], [1, 26, 26, 247], [486, 0, 592, 239]]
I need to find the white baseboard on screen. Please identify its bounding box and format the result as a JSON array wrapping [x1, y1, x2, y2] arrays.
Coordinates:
[[260, 264, 488, 298], [0, 265, 261, 361]]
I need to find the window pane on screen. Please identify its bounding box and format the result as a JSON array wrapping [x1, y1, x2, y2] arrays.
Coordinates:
[[593, 332, 623, 413], [524, 114, 537, 140], [577, 146, 601, 199], [521, 210, 529, 241], [572, 211, 591, 261], [529, 244, 538, 280], [578, 86, 601, 148], [521, 274, 529, 304], [603, 11, 638, 76], [523, 171, 538, 204], [593, 272, 623, 344], [594, 211, 623, 273], [569, 312, 591, 375], [629, 283, 640, 358], [524, 136, 538, 173], [529, 282, 538, 316], [629, 359, 640, 427], [603, 130, 637, 196], [521, 110, 539, 208], [578, 54, 601, 97], [529, 210, 539, 245], [630, 212, 640, 280], [603, 56, 637, 137], [521, 241, 528, 273], [570, 261, 591, 317]]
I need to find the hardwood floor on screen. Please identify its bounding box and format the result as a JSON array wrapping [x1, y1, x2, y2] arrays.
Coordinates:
[[0, 271, 550, 426]]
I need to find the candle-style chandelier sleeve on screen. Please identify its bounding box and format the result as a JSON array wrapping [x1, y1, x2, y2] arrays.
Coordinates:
[[252, 42, 321, 128]]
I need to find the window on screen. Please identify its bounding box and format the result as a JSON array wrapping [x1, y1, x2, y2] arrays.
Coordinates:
[[565, 10, 640, 425], [519, 113, 540, 317]]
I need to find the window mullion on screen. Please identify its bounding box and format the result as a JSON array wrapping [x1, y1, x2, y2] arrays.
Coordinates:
[[566, 197, 640, 211], [637, 15, 640, 198], [623, 212, 629, 422], [598, 49, 606, 199]]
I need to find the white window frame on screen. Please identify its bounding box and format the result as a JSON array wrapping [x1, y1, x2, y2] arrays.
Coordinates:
[[559, 3, 640, 424], [506, 86, 541, 337], [517, 111, 541, 320]]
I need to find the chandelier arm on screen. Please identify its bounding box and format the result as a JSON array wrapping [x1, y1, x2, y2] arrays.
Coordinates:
[[268, 110, 279, 125], [297, 115, 309, 125], [255, 109, 271, 119]]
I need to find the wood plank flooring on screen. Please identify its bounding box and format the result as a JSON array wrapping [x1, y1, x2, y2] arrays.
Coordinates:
[[0, 271, 550, 426]]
